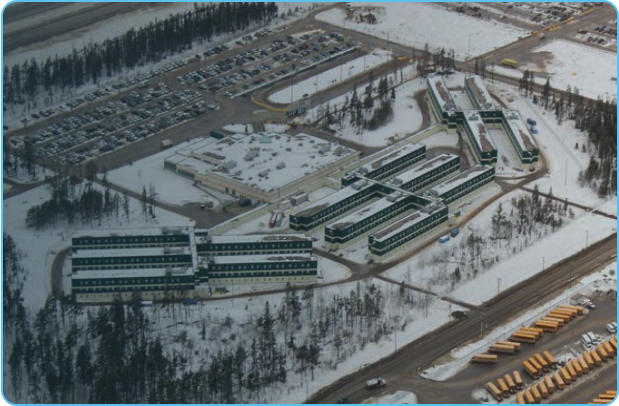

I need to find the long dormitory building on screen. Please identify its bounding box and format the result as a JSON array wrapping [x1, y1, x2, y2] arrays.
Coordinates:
[[71, 228, 317, 303], [426, 74, 538, 166]]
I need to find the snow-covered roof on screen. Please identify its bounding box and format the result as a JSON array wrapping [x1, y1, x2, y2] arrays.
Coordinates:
[[389, 154, 459, 188], [429, 165, 493, 197], [165, 132, 354, 193], [370, 204, 445, 242], [428, 76, 456, 112], [73, 246, 192, 259], [360, 143, 425, 174], [73, 226, 191, 239], [199, 234, 312, 244], [211, 254, 316, 264], [465, 76, 496, 110], [72, 266, 194, 280], [504, 110, 537, 152], [463, 112, 496, 153], [328, 192, 408, 231], [293, 182, 374, 218]]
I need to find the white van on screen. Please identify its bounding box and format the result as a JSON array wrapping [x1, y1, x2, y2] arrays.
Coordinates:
[[581, 334, 592, 347]]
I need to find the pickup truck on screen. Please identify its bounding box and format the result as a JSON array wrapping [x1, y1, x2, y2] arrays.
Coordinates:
[[365, 378, 386, 389]]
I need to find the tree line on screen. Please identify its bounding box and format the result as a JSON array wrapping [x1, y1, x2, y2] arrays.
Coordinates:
[[4, 2, 278, 106], [517, 70, 616, 197]]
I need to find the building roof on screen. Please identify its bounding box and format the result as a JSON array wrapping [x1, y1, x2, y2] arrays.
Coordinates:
[[211, 254, 315, 264], [200, 234, 312, 244], [73, 246, 192, 259], [465, 76, 496, 110], [73, 227, 191, 239], [389, 154, 459, 188], [293, 182, 373, 218], [327, 191, 408, 231], [363, 143, 425, 172], [463, 112, 497, 153], [165, 132, 355, 193], [428, 76, 457, 112], [428, 165, 493, 197], [72, 266, 194, 279], [504, 110, 537, 152], [370, 203, 445, 242]]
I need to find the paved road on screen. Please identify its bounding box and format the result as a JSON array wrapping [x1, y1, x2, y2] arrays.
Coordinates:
[[308, 233, 617, 404]]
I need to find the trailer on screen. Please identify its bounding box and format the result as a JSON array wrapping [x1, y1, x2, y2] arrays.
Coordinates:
[[510, 332, 538, 344], [560, 304, 584, 315], [531, 385, 542, 403], [471, 354, 498, 364], [538, 381, 549, 399], [497, 340, 521, 352], [485, 382, 503, 401], [571, 359, 583, 377], [503, 374, 516, 393], [540, 316, 565, 327], [535, 320, 559, 333], [522, 360, 539, 378], [488, 344, 516, 354], [513, 370, 523, 389], [559, 367, 572, 384], [544, 375, 556, 394], [584, 352, 596, 369], [534, 353, 550, 372], [542, 350, 557, 369], [497, 378, 510, 398], [523, 389, 535, 404], [577, 356, 589, 373], [553, 372, 565, 390]]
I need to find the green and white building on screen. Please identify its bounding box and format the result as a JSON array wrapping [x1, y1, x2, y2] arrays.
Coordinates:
[[426, 165, 495, 206]]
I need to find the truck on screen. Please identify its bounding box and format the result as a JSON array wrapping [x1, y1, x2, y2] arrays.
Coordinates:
[[161, 139, 174, 149], [501, 58, 518, 68], [365, 378, 386, 389]]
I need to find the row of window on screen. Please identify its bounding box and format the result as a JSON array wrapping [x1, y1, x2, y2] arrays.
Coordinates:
[[210, 270, 316, 278], [368, 151, 425, 181], [74, 276, 191, 286], [73, 263, 187, 271], [199, 249, 313, 256], [198, 242, 310, 251], [73, 255, 191, 265], [74, 284, 193, 293], [443, 174, 494, 204], [210, 276, 316, 284], [211, 262, 316, 271], [402, 163, 459, 192], [371, 210, 448, 250], [75, 236, 187, 246]]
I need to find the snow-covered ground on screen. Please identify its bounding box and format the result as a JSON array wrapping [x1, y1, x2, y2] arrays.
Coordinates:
[[425, 263, 617, 381], [107, 138, 231, 207], [533, 40, 617, 101], [364, 390, 418, 404], [489, 80, 612, 208], [269, 49, 393, 104], [491, 40, 617, 101], [222, 124, 253, 134], [2, 183, 194, 311], [304, 68, 425, 147], [317, 3, 527, 60]]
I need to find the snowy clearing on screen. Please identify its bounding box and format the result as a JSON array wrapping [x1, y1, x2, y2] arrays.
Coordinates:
[[364, 390, 418, 404], [269, 49, 393, 104], [2, 182, 194, 311], [107, 138, 231, 207], [317, 3, 527, 60]]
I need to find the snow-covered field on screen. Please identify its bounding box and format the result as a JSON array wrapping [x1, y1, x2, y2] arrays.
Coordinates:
[[269, 49, 393, 104], [364, 390, 418, 404], [107, 138, 230, 207], [2, 183, 194, 311], [222, 124, 253, 134], [492, 40, 617, 101], [489, 81, 612, 208], [317, 3, 527, 60]]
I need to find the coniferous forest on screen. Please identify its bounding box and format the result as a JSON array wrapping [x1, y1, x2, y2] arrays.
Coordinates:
[[3, 2, 278, 106]]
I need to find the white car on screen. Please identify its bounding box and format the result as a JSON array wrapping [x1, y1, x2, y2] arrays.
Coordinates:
[[606, 322, 617, 334]]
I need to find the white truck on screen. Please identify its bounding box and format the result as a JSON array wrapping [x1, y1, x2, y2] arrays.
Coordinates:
[[365, 378, 386, 389], [161, 139, 174, 149]]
